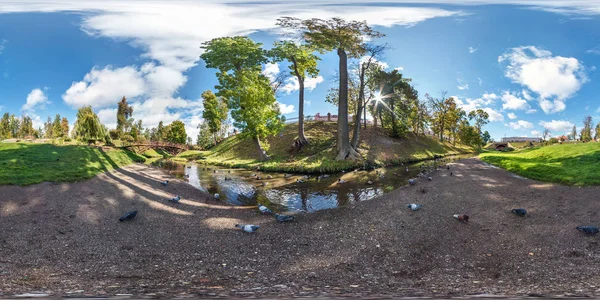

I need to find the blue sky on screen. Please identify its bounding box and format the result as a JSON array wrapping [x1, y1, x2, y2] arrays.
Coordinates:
[[1, 1, 600, 141]]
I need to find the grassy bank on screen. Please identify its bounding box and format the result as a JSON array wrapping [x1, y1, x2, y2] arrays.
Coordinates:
[[202, 121, 474, 173], [0, 143, 146, 185], [479, 142, 600, 186]]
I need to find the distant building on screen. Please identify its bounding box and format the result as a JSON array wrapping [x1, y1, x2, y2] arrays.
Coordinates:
[[501, 136, 542, 143]]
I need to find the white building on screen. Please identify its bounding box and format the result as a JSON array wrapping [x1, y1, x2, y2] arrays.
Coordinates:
[[501, 137, 542, 142]]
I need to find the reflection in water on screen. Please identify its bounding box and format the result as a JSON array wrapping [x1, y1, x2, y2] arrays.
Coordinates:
[[156, 155, 472, 213]]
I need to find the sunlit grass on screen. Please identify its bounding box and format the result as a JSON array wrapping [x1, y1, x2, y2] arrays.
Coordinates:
[[479, 143, 600, 186], [0, 143, 146, 185]]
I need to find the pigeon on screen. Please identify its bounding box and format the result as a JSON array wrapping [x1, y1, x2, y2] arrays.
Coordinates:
[[256, 176, 262, 180], [275, 214, 295, 223], [261, 182, 268, 186], [119, 211, 138, 222], [235, 224, 260, 233], [511, 208, 528, 216], [338, 179, 347, 184], [228, 170, 231, 173], [169, 195, 181, 203], [187, 166, 192, 169], [453, 214, 469, 223], [450, 172, 453, 176], [267, 175, 273, 179], [408, 179, 416, 186], [213, 170, 217, 173], [258, 204, 273, 214], [160, 180, 169, 186], [303, 175, 310, 179], [214, 193, 220, 199], [296, 179, 304, 183], [284, 174, 292, 178], [367, 180, 373, 185], [405, 167, 409, 172], [322, 174, 330, 178], [251, 173, 257, 177], [407, 203, 422, 211], [184, 174, 190, 178], [428, 177, 432, 181], [447, 166, 450, 170], [576, 226, 599, 234]]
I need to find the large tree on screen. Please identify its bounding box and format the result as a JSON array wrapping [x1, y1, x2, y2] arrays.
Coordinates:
[[165, 120, 187, 144], [117, 96, 133, 135], [269, 40, 320, 148], [571, 125, 577, 141], [427, 92, 453, 141], [52, 114, 62, 138], [201, 90, 229, 145], [18, 116, 35, 138], [595, 122, 600, 140], [542, 128, 551, 141], [201, 36, 284, 161], [73, 106, 106, 144], [277, 17, 383, 160], [0, 113, 10, 139], [582, 115, 593, 142], [61, 117, 70, 138]]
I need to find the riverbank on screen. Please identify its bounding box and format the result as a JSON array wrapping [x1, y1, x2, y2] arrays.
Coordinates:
[[203, 121, 474, 173], [2, 159, 600, 298]]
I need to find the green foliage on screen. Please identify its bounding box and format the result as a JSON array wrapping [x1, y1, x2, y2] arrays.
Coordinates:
[[196, 119, 214, 149], [73, 106, 106, 143], [480, 142, 600, 186], [165, 120, 187, 144], [0, 113, 10, 139], [581, 116, 593, 142], [0, 143, 145, 185], [200, 36, 267, 73], [117, 96, 133, 134], [52, 114, 63, 138], [270, 40, 320, 79], [201, 90, 228, 143]]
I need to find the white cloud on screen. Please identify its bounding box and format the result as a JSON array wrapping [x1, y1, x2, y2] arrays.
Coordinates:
[[277, 102, 296, 114], [360, 56, 389, 70], [468, 46, 477, 53], [477, 77, 483, 86], [585, 105, 590, 111], [501, 91, 529, 110], [454, 93, 497, 114], [395, 66, 404, 71], [22, 88, 49, 112], [507, 112, 517, 119], [262, 63, 280, 83], [457, 83, 469, 90], [482, 107, 504, 122], [281, 76, 324, 94], [586, 48, 600, 55], [526, 108, 537, 114], [97, 108, 118, 130], [0, 105, 3, 112], [0, 39, 6, 55], [508, 120, 534, 130], [539, 120, 574, 133], [499, 46, 587, 114], [531, 130, 540, 136]]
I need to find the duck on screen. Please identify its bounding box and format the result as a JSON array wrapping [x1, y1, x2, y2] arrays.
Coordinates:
[[235, 224, 260, 233]]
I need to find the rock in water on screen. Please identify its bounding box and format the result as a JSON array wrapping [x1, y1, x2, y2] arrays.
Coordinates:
[[511, 208, 527, 216], [275, 214, 295, 223], [235, 224, 260, 233], [258, 204, 273, 215], [407, 203, 422, 211], [576, 226, 599, 234], [119, 211, 138, 222], [453, 214, 469, 223]]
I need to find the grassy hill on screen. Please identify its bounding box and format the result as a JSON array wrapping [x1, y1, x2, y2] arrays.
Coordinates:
[[0, 143, 146, 185], [480, 142, 600, 186], [203, 121, 474, 173]]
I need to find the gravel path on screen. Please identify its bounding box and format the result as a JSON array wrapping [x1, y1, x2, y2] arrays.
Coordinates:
[[1, 158, 600, 298]]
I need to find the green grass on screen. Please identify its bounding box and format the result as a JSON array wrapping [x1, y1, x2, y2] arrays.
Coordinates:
[[202, 121, 474, 173], [142, 148, 172, 158], [479, 142, 600, 186], [177, 150, 207, 160], [0, 143, 146, 185]]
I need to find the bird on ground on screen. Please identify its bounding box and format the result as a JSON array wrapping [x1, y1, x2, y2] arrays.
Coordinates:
[[303, 175, 310, 179], [405, 167, 409, 172], [267, 175, 273, 179], [224, 177, 232, 181], [258, 204, 273, 215], [284, 174, 292, 178], [275, 214, 295, 223], [453, 214, 469, 223], [296, 179, 304, 183], [450, 172, 453, 176], [251, 173, 257, 177], [235, 224, 260, 233], [447, 166, 450, 170], [367, 181, 373, 185], [213, 170, 217, 173], [511, 208, 528, 216], [119, 211, 138, 222], [338, 179, 347, 184], [169, 195, 181, 203], [160, 180, 169, 186], [187, 166, 191, 169], [428, 177, 433, 181], [408, 179, 416, 186], [261, 182, 268, 186], [184, 174, 189, 178], [322, 174, 330, 178], [407, 203, 422, 211], [214, 193, 220, 199], [228, 170, 231, 173], [576, 226, 599, 234]]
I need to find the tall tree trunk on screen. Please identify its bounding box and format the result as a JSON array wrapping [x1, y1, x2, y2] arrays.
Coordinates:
[[390, 98, 397, 137], [351, 65, 366, 150], [336, 48, 360, 161], [363, 100, 367, 129], [253, 136, 269, 161], [292, 58, 308, 149]]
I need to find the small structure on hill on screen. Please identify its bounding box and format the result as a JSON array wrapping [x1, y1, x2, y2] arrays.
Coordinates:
[[486, 142, 511, 151], [501, 136, 542, 143]]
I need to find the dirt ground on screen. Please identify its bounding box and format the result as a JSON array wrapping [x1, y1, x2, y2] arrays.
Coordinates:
[[1, 158, 600, 298]]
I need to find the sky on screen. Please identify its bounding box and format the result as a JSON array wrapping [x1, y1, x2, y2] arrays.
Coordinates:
[[1, 0, 600, 142]]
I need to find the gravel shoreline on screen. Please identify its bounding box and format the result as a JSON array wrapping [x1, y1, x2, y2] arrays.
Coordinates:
[[1, 159, 600, 298]]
